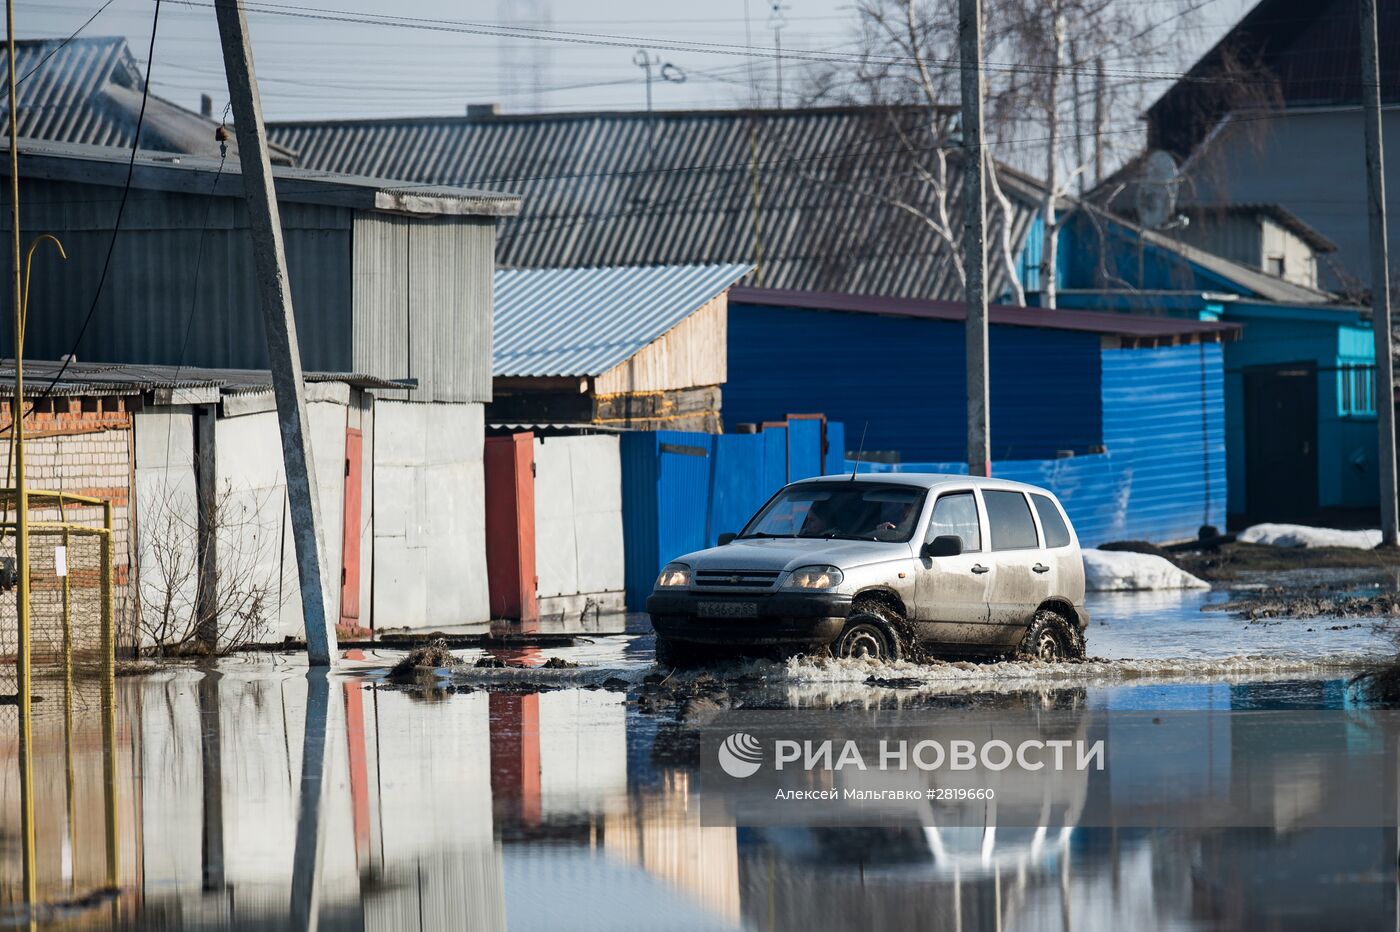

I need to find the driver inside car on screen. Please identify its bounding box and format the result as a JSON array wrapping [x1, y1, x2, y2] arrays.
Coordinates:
[[872, 499, 920, 538]]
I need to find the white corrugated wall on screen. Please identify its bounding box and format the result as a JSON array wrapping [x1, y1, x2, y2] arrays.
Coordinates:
[[372, 400, 490, 630], [532, 434, 626, 618]]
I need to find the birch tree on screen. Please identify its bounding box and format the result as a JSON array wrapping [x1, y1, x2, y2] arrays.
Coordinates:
[[805, 0, 1202, 306], [995, 0, 1205, 305], [803, 0, 1028, 304]]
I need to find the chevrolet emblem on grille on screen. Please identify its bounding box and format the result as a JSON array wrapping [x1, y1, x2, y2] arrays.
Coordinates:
[[728, 575, 742, 584]]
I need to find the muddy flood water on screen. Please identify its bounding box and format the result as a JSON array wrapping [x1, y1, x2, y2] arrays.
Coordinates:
[[6, 587, 1400, 930]]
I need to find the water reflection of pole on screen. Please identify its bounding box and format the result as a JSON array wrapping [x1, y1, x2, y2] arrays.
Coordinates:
[[198, 669, 225, 891], [61, 526, 76, 893], [1059, 828, 1072, 932], [994, 862, 1002, 932], [292, 669, 332, 930], [101, 501, 118, 893], [952, 864, 962, 932]]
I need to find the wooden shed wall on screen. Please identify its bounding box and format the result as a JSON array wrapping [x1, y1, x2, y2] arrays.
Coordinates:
[[594, 292, 727, 395]]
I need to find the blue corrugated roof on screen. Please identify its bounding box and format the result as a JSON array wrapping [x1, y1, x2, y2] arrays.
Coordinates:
[[492, 263, 750, 379]]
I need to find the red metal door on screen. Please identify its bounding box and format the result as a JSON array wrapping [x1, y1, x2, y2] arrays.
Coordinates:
[[340, 427, 363, 629], [484, 432, 539, 621]]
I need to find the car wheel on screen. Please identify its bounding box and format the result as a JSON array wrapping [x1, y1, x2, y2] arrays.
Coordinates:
[[833, 613, 903, 662], [1017, 610, 1085, 662], [654, 635, 695, 668]]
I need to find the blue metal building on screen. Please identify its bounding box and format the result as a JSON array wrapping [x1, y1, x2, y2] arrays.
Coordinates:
[[1052, 209, 1379, 525], [725, 288, 1240, 545]]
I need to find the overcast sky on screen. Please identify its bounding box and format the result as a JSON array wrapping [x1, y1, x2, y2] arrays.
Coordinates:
[[21, 0, 1254, 125]]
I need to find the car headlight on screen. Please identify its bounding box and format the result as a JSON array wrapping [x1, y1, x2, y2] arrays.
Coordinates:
[[655, 562, 691, 588], [784, 565, 844, 590]]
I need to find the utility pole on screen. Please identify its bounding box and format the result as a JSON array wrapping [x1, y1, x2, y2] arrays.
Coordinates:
[[1361, 0, 1398, 547], [633, 50, 684, 158], [214, 0, 337, 663], [633, 49, 657, 114], [1093, 58, 1105, 187], [770, 2, 789, 108], [6, 0, 36, 907], [1070, 38, 1085, 198], [960, 0, 990, 477]]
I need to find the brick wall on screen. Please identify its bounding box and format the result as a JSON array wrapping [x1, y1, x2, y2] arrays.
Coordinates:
[[0, 396, 136, 656]]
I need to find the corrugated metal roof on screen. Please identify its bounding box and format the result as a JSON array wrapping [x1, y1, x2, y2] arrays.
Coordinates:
[[1177, 202, 1339, 252], [271, 106, 1042, 302], [730, 286, 1243, 341], [4, 138, 520, 217], [1127, 210, 1336, 305], [493, 263, 750, 378], [0, 359, 409, 397], [0, 36, 295, 163]]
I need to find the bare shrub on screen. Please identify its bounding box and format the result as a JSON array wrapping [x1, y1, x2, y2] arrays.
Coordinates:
[[136, 479, 290, 655]]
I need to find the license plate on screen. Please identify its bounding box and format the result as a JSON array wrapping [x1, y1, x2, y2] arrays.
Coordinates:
[[697, 601, 758, 618]]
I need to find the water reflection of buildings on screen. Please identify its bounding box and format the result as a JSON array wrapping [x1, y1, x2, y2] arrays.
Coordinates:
[[2, 669, 1395, 929], [103, 660, 737, 930], [0, 683, 128, 918]]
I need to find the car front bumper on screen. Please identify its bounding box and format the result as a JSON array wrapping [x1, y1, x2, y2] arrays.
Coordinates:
[[646, 589, 851, 646]]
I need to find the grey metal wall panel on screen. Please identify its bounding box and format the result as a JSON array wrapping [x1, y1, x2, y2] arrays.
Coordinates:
[[351, 212, 411, 396], [458, 218, 496, 402], [284, 226, 354, 371], [3, 176, 355, 371], [352, 213, 493, 403], [4, 173, 495, 402], [408, 221, 443, 401]]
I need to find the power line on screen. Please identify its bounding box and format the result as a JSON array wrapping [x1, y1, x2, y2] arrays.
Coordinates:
[[14, 0, 118, 86], [0, 100, 1326, 214], [160, 0, 1298, 92], [32, 0, 163, 403]]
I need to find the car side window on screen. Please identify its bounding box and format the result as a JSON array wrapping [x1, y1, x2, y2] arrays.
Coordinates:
[[1030, 493, 1072, 548], [925, 491, 981, 552], [983, 490, 1039, 551]]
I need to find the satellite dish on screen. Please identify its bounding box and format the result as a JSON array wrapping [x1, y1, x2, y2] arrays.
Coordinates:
[[1134, 150, 1179, 229]]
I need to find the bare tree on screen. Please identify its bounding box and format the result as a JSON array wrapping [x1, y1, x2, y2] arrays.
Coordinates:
[[801, 0, 1029, 304], [136, 479, 290, 655], [802, 0, 1204, 306], [991, 0, 1204, 305]]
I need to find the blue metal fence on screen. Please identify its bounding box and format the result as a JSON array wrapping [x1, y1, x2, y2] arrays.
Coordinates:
[[622, 343, 1221, 609], [621, 418, 839, 609]]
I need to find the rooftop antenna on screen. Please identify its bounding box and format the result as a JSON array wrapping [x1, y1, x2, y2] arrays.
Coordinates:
[[743, 0, 759, 105], [850, 421, 868, 481]]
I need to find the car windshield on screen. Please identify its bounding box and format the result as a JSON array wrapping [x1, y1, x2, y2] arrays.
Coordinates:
[[739, 482, 927, 543]]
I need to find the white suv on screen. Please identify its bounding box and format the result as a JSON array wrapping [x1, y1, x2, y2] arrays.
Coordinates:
[[647, 474, 1087, 663]]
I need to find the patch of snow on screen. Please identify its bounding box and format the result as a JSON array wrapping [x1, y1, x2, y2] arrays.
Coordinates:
[[1083, 549, 1210, 592], [1238, 523, 1381, 550]]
